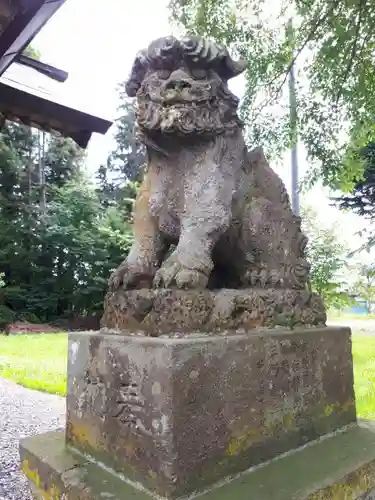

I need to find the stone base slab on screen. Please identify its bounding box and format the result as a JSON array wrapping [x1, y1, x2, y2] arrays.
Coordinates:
[[20, 422, 375, 499], [101, 288, 326, 335], [65, 327, 355, 498]]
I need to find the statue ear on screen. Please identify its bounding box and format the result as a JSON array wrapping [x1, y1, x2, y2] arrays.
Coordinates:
[[126, 50, 148, 98], [248, 147, 266, 168], [181, 36, 247, 80], [217, 54, 247, 80], [125, 80, 140, 98]]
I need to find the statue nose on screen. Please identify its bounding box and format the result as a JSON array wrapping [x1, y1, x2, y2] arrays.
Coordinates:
[[165, 78, 192, 91]]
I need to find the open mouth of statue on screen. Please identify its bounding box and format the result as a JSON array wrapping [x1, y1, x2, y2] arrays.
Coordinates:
[[162, 101, 190, 108], [160, 97, 217, 108]]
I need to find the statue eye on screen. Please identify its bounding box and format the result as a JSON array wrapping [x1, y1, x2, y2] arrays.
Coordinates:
[[190, 68, 207, 80], [157, 69, 171, 79]]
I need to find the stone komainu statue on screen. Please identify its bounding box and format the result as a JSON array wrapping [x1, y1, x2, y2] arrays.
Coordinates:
[[109, 36, 310, 291]]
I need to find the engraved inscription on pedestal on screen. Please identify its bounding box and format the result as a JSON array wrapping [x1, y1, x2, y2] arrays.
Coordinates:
[[80, 368, 152, 437], [113, 382, 152, 437], [78, 370, 107, 420], [66, 333, 174, 495]]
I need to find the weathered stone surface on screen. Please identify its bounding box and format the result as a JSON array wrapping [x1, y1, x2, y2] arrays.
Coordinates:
[[108, 36, 311, 293], [20, 430, 148, 499], [360, 490, 375, 499], [66, 326, 354, 498], [20, 421, 375, 499], [101, 288, 326, 335]]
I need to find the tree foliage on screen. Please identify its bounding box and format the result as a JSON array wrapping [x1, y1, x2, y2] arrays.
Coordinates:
[[30, 178, 132, 319], [0, 94, 137, 324], [22, 45, 41, 60], [0, 52, 141, 327], [333, 142, 375, 251], [95, 91, 144, 218], [335, 142, 375, 219], [352, 264, 375, 313], [301, 206, 352, 309], [0, 122, 134, 323], [109, 90, 146, 182], [169, 0, 375, 188]]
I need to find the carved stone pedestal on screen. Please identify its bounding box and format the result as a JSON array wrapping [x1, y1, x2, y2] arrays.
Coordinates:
[[67, 325, 356, 495], [19, 291, 375, 500]]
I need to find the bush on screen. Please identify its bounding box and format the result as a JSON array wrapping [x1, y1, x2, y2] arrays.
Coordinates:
[[17, 311, 41, 324], [0, 305, 16, 330]]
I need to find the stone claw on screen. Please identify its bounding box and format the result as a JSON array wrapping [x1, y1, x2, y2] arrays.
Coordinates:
[[153, 270, 165, 288], [108, 267, 125, 291], [153, 258, 208, 289], [108, 263, 153, 291], [153, 262, 180, 288], [175, 269, 208, 289]]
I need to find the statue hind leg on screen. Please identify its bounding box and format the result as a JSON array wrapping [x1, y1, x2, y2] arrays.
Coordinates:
[[240, 197, 310, 289]]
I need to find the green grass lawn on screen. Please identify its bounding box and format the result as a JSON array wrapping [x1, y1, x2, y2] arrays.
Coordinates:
[[352, 335, 375, 419], [0, 333, 68, 396], [0, 333, 375, 419]]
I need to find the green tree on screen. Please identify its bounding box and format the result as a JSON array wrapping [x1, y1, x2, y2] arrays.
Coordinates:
[[35, 178, 133, 319], [301, 207, 352, 309], [0, 120, 88, 320], [96, 89, 142, 221], [334, 143, 375, 220], [0, 122, 38, 290], [352, 265, 375, 313], [0, 171, 133, 321], [169, 0, 375, 188], [42, 134, 84, 189], [0, 71, 141, 323], [96, 91, 143, 220], [96, 160, 139, 218], [109, 93, 146, 182]]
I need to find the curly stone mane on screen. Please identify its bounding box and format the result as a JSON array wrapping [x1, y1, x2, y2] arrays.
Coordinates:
[[126, 36, 246, 96]]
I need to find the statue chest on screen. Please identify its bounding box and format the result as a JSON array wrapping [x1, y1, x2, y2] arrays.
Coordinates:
[[147, 160, 185, 218]]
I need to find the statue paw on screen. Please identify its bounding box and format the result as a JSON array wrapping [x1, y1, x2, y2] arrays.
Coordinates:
[[175, 268, 208, 289], [245, 267, 284, 288], [153, 260, 208, 289], [108, 262, 153, 291]]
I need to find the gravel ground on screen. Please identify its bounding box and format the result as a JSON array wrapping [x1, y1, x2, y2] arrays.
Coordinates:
[[0, 378, 65, 500]]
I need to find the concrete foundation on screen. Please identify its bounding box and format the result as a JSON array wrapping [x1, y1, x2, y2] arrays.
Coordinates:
[[20, 421, 375, 499]]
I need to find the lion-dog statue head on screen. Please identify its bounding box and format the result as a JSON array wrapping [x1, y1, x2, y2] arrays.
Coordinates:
[[125, 36, 246, 144]]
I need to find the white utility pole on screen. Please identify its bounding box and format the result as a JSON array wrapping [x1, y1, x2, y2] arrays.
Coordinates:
[[287, 17, 300, 217]]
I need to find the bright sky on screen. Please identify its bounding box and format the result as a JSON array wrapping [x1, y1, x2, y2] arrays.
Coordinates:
[[31, 0, 373, 262]]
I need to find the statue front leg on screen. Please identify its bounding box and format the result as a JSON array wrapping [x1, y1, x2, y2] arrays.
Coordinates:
[[154, 163, 233, 289], [109, 175, 167, 290], [153, 228, 216, 289]]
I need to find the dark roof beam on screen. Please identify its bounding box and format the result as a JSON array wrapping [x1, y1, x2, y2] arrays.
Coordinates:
[[15, 53, 68, 82], [0, 0, 66, 76]]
